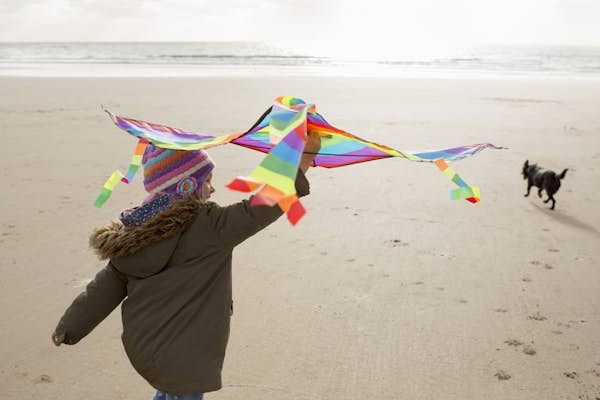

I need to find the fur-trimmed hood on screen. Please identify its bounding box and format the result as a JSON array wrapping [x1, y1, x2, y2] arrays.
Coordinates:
[[89, 195, 205, 278]]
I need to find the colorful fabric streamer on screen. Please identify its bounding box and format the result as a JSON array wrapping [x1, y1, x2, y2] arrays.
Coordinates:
[[98, 97, 504, 223], [123, 139, 149, 183], [94, 138, 149, 207], [434, 158, 480, 203], [227, 100, 309, 225], [94, 170, 125, 208]]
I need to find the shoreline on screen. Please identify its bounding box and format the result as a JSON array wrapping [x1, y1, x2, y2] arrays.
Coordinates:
[[2, 65, 600, 81]]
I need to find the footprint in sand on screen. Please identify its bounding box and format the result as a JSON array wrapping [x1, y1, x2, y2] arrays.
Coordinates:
[[504, 338, 523, 347], [2, 224, 17, 237], [522, 276, 532, 282], [586, 369, 600, 378], [438, 253, 456, 260], [32, 374, 53, 384], [458, 298, 468, 304], [504, 339, 536, 355], [564, 371, 578, 379], [528, 311, 547, 321], [548, 248, 560, 253], [495, 370, 511, 380], [522, 344, 536, 355], [385, 239, 409, 248], [530, 261, 555, 270], [494, 308, 509, 313]]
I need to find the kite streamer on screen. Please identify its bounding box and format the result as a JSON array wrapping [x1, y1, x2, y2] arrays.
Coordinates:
[[98, 97, 504, 223], [94, 139, 149, 207], [227, 100, 309, 225], [94, 170, 125, 208], [434, 158, 480, 203], [122, 139, 150, 184]]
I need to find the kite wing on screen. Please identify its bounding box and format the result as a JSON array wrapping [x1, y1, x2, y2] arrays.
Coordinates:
[[231, 97, 502, 167], [105, 109, 245, 150]]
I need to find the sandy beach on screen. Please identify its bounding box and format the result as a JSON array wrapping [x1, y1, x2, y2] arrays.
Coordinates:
[[1, 76, 599, 400]]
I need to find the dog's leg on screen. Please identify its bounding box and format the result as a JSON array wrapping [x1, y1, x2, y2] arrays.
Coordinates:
[[525, 183, 532, 197], [543, 194, 556, 209], [538, 187, 543, 198]]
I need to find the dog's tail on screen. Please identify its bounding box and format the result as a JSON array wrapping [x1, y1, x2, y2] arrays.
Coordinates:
[[522, 160, 529, 179], [558, 168, 568, 180]]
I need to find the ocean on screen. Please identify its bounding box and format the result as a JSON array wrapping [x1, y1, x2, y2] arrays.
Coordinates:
[[1, 42, 600, 78]]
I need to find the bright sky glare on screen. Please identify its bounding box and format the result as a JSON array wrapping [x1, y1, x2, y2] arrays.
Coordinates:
[[1, 0, 599, 53]]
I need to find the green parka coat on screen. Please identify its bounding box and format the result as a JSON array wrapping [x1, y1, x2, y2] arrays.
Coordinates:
[[54, 171, 309, 395]]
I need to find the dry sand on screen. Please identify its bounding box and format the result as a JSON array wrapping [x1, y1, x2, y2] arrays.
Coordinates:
[[1, 76, 599, 399]]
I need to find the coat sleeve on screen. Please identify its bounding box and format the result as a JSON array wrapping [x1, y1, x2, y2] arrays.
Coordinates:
[[53, 262, 127, 345], [208, 170, 310, 248]]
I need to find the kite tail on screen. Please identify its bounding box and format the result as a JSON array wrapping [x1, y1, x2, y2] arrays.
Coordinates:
[[94, 139, 149, 208], [226, 101, 309, 225], [434, 158, 480, 203], [94, 170, 125, 208], [122, 139, 150, 183], [227, 179, 306, 225]]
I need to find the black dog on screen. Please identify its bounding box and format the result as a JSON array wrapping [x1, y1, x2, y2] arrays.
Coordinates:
[[522, 160, 568, 210]]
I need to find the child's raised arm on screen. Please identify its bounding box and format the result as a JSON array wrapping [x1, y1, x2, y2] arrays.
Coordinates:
[[194, 170, 310, 249]]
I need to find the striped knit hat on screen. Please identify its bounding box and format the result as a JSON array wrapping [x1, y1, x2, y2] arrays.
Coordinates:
[[142, 145, 215, 197]]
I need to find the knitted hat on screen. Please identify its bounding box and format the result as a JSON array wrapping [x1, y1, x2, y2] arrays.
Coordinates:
[[142, 144, 215, 197]]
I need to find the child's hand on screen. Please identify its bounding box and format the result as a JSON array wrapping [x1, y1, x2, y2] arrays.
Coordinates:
[[51, 332, 61, 346], [305, 131, 322, 154], [300, 132, 321, 172]]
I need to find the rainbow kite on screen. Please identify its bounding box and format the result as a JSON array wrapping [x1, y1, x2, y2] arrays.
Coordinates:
[[98, 96, 503, 224]]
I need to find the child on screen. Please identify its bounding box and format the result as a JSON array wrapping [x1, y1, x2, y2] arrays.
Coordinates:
[[52, 133, 321, 399]]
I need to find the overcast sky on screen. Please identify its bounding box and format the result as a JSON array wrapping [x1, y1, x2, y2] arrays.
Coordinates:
[[1, 0, 599, 49]]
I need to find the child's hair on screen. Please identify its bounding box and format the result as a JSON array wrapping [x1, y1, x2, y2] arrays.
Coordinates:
[[142, 145, 215, 197]]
